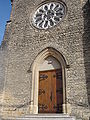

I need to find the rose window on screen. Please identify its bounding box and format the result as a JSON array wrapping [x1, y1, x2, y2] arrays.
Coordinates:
[[33, 2, 66, 29]]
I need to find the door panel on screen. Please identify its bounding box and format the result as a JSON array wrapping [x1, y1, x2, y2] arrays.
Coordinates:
[[38, 71, 51, 113], [38, 69, 63, 113]]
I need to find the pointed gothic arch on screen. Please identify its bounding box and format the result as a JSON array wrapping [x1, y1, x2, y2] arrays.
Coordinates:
[[31, 47, 69, 114]]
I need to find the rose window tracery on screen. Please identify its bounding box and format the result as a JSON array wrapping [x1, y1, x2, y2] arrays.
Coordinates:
[[33, 2, 66, 29]]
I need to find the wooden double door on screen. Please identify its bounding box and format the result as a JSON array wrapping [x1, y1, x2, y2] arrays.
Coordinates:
[[38, 69, 63, 113]]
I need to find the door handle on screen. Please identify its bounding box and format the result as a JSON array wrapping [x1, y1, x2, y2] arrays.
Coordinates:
[[50, 92, 52, 102]]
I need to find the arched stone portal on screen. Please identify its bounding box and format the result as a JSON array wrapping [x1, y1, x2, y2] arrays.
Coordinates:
[[39, 56, 63, 113], [31, 48, 68, 114]]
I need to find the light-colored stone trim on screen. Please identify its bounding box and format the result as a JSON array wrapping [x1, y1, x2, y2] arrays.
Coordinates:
[[31, 47, 68, 114]]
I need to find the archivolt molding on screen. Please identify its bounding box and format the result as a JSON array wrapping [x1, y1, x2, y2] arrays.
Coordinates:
[[31, 47, 69, 71], [30, 47, 69, 114]]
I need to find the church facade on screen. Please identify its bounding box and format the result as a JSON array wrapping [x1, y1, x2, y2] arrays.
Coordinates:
[[0, 0, 90, 120]]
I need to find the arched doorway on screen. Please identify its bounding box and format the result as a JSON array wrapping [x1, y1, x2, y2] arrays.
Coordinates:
[[31, 48, 68, 114], [38, 56, 63, 113]]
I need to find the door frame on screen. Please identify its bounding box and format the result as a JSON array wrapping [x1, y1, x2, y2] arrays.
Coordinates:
[[30, 47, 69, 114]]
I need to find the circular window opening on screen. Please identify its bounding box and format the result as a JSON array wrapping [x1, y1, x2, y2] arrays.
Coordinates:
[[32, 1, 66, 30]]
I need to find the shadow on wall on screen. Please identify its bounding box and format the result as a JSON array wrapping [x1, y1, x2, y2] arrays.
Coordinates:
[[82, 0, 90, 107]]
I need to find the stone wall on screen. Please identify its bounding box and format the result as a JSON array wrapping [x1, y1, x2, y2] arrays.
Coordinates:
[[82, 0, 90, 116], [0, 0, 90, 120], [0, 50, 4, 114]]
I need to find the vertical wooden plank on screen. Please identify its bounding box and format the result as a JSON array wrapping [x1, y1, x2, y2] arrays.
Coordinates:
[[51, 70, 57, 113], [38, 71, 51, 113], [56, 69, 63, 113]]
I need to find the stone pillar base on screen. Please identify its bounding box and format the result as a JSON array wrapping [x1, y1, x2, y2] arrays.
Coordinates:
[[63, 104, 71, 114]]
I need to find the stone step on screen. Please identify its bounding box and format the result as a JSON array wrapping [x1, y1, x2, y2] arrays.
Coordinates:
[[2, 114, 76, 120]]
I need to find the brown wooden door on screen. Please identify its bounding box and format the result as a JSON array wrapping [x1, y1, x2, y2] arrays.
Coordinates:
[[38, 69, 63, 113]]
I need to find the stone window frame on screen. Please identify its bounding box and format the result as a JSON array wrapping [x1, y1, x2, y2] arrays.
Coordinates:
[[31, 0, 67, 30]]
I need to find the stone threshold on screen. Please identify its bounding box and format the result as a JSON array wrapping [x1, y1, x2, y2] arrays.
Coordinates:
[[25, 114, 72, 117], [1, 114, 76, 120]]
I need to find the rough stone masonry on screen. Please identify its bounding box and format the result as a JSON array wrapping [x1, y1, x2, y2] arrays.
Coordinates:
[[0, 0, 90, 120]]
